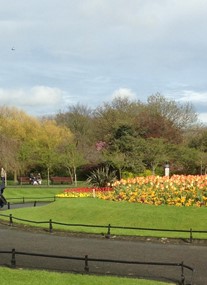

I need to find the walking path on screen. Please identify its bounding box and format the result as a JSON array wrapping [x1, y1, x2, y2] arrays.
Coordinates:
[[0, 204, 206, 285]]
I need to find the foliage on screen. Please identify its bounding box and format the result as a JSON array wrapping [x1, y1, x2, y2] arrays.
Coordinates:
[[138, 169, 153, 177], [0, 93, 204, 179], [57, 137, 86, 185], [169, 145, 201, 175], [135, 107, 183, 143], [102, 150, 126, 179], [55, 103, 96, 163], [87, 165, 117, 187], [36, 120, 73, 184], [100, 126, 146, 176], [93, 96, 143, 143], [0, 106, 42, 174], [121, 171, 136, 179], [141, 138, 169, 174], [147, 93, 198, 130], [188, 129, 207, 174]]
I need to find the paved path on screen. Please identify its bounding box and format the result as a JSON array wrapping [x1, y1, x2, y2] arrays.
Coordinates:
[[0, 204, 206, 285]]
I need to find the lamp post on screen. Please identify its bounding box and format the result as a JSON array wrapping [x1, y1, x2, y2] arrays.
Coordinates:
[[164, 162, 170, 177]]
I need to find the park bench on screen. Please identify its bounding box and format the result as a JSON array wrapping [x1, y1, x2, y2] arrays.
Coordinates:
[[50, 176, 72, 184], [17, 176, 31, 184]]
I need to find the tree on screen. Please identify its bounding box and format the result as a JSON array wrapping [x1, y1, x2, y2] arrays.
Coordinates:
[[0, 93, 200, 182], [102, 125, 146, 176], [102, 148, 126, 179], [37, 120, 73, 185], [134, 107, 183, 144], [0, 106, 42, 179], [169, 145, 200, 175], [55, 103, 96, 163], [147, 93, 198, 130], [187, 128, 207, 174], [58, 139, 86, 186], [141, 138, 169, 175], [93, 96, 143, 142]]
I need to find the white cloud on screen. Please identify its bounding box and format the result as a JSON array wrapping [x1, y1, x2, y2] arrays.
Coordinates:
[[29, 86, 64, 105], [175, 90, 207, 103], [198, 113, 207, 124], [112, 88, 137, 100], [0, 86, 67, 115], [166, 89, 207, 123], [1, 0, 207, 122]]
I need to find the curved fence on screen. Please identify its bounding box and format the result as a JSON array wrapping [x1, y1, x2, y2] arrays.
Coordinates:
[[6, 196, 56, 205], [0, 248, 194, 285], [0, 197, 207, 242]]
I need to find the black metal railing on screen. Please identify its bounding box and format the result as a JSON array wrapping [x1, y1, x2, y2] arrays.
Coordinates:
[[0, 248, 194, 285], [0, 197, 207, 242], [6, 196, 56, 205], [0, 211, 206, 243]]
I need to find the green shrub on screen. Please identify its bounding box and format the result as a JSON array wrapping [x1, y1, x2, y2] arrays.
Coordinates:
[[87, 165, 117, 187]]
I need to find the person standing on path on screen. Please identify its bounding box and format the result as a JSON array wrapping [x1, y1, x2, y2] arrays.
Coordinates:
[[1, 167, 6, 183], [0, 167, 7, 208]]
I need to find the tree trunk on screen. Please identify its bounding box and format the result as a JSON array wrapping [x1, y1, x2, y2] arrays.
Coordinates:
[[74, 166, 77, 186], [13, 170, 17, 183], [47, 167, 50, 186]]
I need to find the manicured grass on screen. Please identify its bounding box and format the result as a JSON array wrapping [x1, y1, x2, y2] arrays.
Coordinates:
[[1, 187, 207, 239], [0, 267, 174, 285], [5, 187, 66, 199]]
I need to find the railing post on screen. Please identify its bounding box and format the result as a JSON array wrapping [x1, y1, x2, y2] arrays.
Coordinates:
[[84, 255, 89, 272], [11, 248, 16, 268], [49, 219, 53, 233], [23, 197, 25, 204], [190, 228, 193, 243], [7, 202, 10, 209], [106, 223, 111, 238], [181, 261, 185, 285], [9, 214, 13, 226], [34, 201, 37, 207]]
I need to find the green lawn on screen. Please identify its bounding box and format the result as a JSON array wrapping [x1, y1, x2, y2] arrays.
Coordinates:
[[0, 187, 178, 285], [5, 186, 65, 199], [0, 267, 174, 285], [1, 187, 207, 239]]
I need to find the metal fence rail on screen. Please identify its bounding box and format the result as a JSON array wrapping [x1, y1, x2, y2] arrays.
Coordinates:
[[0, 248, 194, 285], [0, 197, 207, 242], [0, 211, 206, 243], [6, 196, 56, 205]]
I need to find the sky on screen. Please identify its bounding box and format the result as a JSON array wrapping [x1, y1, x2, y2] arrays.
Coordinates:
[[1, 0, 207, 123]]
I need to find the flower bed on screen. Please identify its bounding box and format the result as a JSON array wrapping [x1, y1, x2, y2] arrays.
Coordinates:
[[56, 187, 112, 198], [97, 175, 207, 207]]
